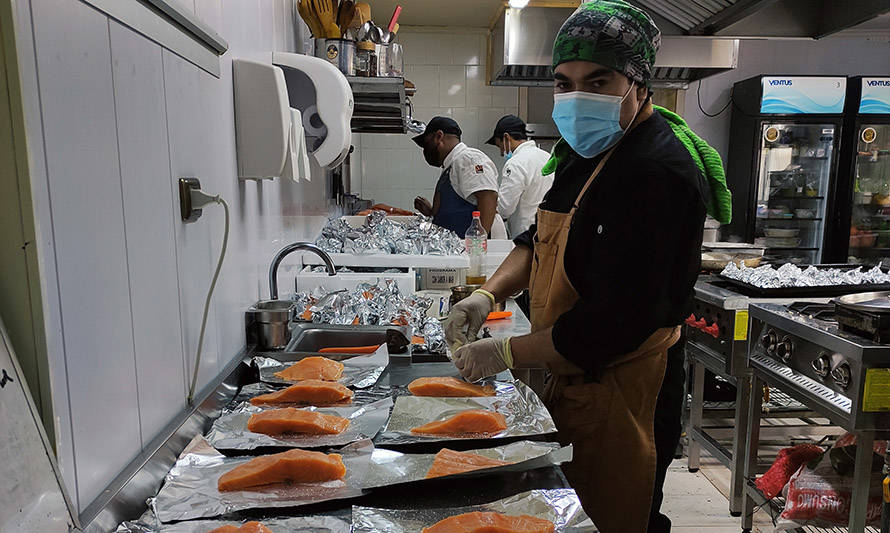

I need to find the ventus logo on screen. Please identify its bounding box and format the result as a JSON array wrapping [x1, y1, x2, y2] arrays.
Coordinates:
[[768, 79, 793, 87], [867, 80, 890, 87]]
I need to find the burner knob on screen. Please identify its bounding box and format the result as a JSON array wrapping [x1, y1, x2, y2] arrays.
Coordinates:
[[830, 363, 852, 390], [760, 330, 777, 353], [812, 353, 831, 379], [776, 336, 793, 362]]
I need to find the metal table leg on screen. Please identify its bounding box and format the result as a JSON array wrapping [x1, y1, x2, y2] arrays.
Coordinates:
[[687, 360, 704, 472], [849, 431, 875, 532], [741, 375, 764, 532], [729, 372, 751, 517]]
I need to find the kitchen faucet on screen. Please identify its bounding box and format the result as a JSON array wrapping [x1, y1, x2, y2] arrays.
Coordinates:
[[268, 242, 336, 299]]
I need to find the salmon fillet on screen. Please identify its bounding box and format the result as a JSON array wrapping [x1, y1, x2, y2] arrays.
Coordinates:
[[273, 356, 344, 382], [250, 380, 353, 406], [425, 448, 511, 479], [408, 377, 495, 397], [208, 522, 273, 533], [217, 448, 346, 491], [247, 407, 349, 436], [422, 511, 555, 533], [410, 409, 507, 436]]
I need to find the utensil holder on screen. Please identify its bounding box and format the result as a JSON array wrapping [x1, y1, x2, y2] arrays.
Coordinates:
[[247, 300, 296, 350], [314, 38, 356, 77]]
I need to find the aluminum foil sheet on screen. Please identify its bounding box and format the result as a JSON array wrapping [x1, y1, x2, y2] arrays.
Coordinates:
[[315, 214, 465, 256], [205, 397, 393, 451], [362, 440, 572, 489], [352, 488, 596, 532], [374, 380, 556, 445], [152, 437, 374, 523], [230, 383, 389, 409], [254, 346, 388, 388], [721, 261, 890, 288], [116, 515, 350, 532]]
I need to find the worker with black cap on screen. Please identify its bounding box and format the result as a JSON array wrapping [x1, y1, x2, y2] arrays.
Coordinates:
[[413, 116, 499, 237], [485, 115, 552, 238]]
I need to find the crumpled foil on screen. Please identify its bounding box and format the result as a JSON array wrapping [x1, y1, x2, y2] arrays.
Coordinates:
[[311, 265, 354, 273], [292, 280, 444, 354], [151, 437, 373, 523], [374, 380, 557, 445], [254, 346, 389, 388], [721, 261, 890, 288], [116, 515, 350, 532], [362, 440, 572, 489], [352, 488, 596, 532], [315, 214, 466, 256], [205, 397, 393, 451], [230, 382, 391, 409]]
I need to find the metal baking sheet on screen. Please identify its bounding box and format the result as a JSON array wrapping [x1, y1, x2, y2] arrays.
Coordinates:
[[254, 345, 388, 389], [205, 397, 393, 451], [719, 264, 890, 298], [151, 437, 373, 523], [362, 440, 572, 489], [352, 488, 596, 532], [373, 380, 556, 445], [116, 515, 350, 532]]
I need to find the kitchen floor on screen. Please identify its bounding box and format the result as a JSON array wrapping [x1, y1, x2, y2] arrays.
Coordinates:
[[662, 455, 776, 532]]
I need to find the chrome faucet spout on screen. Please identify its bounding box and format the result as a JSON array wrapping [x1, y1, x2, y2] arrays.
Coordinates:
[[269, 242, 337, 299]]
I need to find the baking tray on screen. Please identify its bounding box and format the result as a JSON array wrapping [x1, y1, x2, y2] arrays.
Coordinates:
[[718, 264, 890, 298]]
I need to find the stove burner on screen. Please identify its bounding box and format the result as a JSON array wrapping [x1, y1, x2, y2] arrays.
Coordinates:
[[787, 302, 836, 321]]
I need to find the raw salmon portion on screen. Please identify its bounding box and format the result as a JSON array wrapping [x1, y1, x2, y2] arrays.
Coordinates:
[[250, 380, 353, 406], [422, 511, 555, 533], [408, 377, 495, 397], [425, 448, 511, 479], [247, 408, 349, 436], [208, 522, 273, 533], [217, 448, 346, 491], [410, 409, 507, 436], [273, 356, 344, 382]]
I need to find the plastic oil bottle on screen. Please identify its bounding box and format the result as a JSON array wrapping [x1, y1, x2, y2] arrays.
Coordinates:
[[465, 211, 488, 285]]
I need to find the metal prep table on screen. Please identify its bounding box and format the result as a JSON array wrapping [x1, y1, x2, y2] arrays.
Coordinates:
[[685, 276, 829, 516]]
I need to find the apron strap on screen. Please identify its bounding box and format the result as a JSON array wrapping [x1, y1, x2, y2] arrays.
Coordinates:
[[571, 144, 619, 212]]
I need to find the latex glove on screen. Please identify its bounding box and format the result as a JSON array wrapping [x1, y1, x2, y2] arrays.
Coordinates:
[[444, 289, 495, 351], [453, 337, 514, 383]]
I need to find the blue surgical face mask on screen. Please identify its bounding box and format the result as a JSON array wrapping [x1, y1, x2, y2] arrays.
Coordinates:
[[502, 136, 513, 161], [551, 84, 636, 158], [504, 151, 513, 162]]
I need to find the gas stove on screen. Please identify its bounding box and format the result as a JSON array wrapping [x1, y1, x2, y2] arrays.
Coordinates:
[[748, 302, 890, 431]]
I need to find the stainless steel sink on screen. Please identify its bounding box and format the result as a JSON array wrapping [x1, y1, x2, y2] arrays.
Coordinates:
[[254, 323, 410, 362]]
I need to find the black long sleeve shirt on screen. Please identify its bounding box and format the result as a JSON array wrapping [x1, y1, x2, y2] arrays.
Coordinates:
[[515, 111, 708, 377]]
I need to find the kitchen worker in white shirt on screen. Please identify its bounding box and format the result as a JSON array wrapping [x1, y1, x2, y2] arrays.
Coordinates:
[[485, 115, 553, 238], [413, 116, 499, 237]]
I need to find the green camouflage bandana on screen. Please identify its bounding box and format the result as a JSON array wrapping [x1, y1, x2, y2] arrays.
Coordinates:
[[553, 0, 661, 84]]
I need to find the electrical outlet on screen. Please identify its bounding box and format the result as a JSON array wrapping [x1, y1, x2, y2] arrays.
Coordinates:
[[179, 177, 202, 222]]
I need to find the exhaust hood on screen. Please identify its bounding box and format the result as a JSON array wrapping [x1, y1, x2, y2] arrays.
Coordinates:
[[490, 6, 739, 89]]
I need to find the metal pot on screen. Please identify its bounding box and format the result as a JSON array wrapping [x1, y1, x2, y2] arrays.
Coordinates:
[[449, 285, 505, 312], [247, 300, 295, 350]]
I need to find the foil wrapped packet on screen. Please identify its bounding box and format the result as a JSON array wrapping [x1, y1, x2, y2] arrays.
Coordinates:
[[352, 488, 596, 532], [254, 346, 389, 388], [205, 397, 393, 451], [314, 214, 466, 256], [721, 261, 890, 288], [374, 380, 557, 446], [151, 437, 373, 523]]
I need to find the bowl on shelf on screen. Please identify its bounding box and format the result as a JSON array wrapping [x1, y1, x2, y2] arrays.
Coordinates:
[[794, 209, 816, 219], [854, 192, 873, 205], [850, 232, 878, 248], [764, 228, 800, 238], [765, 237, 802, 248]]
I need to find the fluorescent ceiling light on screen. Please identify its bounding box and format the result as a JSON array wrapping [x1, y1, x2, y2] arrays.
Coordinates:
[[509, 0, 530, 8]]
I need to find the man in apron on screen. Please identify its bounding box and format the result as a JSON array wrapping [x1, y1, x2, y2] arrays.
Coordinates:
[[445, 2, 731, 531]]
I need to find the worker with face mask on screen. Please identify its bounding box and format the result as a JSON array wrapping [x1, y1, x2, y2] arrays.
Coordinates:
[[413, 116, 499, 237], [443, 2, 732, 531], [486, 115, 553, 238]]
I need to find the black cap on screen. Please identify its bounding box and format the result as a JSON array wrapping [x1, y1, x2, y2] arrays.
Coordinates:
[[485, 114, 527, 145], [412, 116, 462, 147]]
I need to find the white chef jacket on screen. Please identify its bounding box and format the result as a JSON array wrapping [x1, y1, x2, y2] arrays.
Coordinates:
[[497, 140, 553, 238], [441, 142, 499, 204]]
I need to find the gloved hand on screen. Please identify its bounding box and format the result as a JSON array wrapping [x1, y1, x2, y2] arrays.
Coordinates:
[[453, 337, 514, 382], [444, 289, 495, 351]]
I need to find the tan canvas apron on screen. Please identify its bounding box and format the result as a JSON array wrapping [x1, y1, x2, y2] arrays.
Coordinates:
[[529, 145, 681, 533]]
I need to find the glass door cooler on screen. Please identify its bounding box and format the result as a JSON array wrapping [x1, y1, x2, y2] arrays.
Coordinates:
[[827, 76, 890, 265], [726, 75, 846, 264]]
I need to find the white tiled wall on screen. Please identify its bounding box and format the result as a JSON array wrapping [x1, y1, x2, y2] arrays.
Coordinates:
[[352, 29, 520, 210], [13, 0, 332, 512]]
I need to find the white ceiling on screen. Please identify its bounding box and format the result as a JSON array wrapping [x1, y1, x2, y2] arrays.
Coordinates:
[[364, 0, 506, 28]]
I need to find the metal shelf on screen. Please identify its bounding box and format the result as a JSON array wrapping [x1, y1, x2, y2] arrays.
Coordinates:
[[347, 77, 407, 134], [764, 247, 820, 251], [757, 217, 823, 221]]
